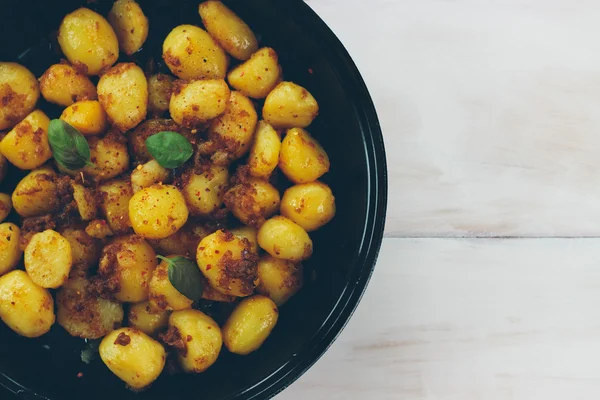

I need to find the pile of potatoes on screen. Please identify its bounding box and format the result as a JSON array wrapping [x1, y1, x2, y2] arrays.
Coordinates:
[[0, 0, 335, 390]]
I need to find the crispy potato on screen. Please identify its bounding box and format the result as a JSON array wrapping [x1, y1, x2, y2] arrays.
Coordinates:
[[257, 216, 312, 261], [149, 224, 208, 259], [39, 64, 97, 107], [0, 270, 55, 338], [181, 166, 229, 216], [207, 91, 257, 159], [59, 227, 101, 271], [129, 184, 189, 239], [198, 1, 258, 60], [57, 276, 124, 338], [72, 183, 97, 221], [24, 230, 72, 289], [147, 74, 174, 116], [0, 223, 21, 276], [128, 301, 170, 335], [98, 235, 157, 302], [196, 230, 257, 297], [224, 179, 280, 226], [0, 194, 11, 223], [279, 128, 330, 184], [166, 309, 222, 373], [280, 181, 335, 231], [85, 131, 130, 182], [169, 79, 230, 128], [262, 82, 319, 128], [57, 8, 119, 75], [98, 63, 148, 132], [98, 179, 133, 234], [108, 0, 149, 56], [162, 24, 228, 80], [222, 295, 278, 355], [256, 255, 303, 306], [60, 100, 107, 136], [100, 327, 166, 389], [148, 256, 193, 311], [0, 110, 52, 170], [127, 118, 193, 163], [200, 275, 237, 302], [228, 48, 281, 98], [0, 62, 39, 130], [248, 121, 280, 179], [230, 225, 258, 254], [85, 219, 114, 239], [12, 167, 57, 218], [131, 160, 170, 193]]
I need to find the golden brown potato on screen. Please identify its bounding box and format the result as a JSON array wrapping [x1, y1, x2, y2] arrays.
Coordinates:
[[256, 255, 303, 306], [257, 216, 313, 262], [147, 74, 174, 116], [12, 167, 57, 218], [129, 184, 189, 239], [85, 219, 114, 239], [59, 227, 101, 271], [200, 275, 237, 302], [169, 79, 230, 128], [165, 309, 222, 373], [128, 301, 169, 335], [85, 132, 130, 182], [98, 63, 148, 132], [279, 128, 330, 184], [224, 179, 280, 226], [227, 48, 281, 98], [100, 327, 166, 389], [196, 230, 257, 297], [262, 82, 319, 128], [148, 256, 193, 311], [39, 64, 97, 107], [248, 121, 280, 179], [230, 225, 258, 254], [280, 181, 335, 231], [72, 182, 97, 221], [0, 193, 11, 223], [131, 160, 170, 193], [98, 179, 133, 234], [181, 166, 229, 216], [127, 118, 193, 163], [149, 224, 208, 259], [98, 235, 157, 302], [198, 1, 258, 60], [0, 270, 55, 338], [24, 230, 72, 289], [0, 110, 52, 170], [108, 0, 149, 56], [207, 91, 257, 159], [57, 276, 124, 338], [222, 295, 278, 355], [162, 24, 228, 80], [0, 223, 21, 276], [0, 62, 39, 130], [57, 8, 119, 75], [60, 100, 107, 136]]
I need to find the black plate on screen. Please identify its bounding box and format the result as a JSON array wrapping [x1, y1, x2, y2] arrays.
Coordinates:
[[0, 0, 387, 399]]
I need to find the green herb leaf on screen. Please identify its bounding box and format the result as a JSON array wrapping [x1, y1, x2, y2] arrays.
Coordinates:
[[81, 338, 101, 364], [48, 119, 94, 170], [158, 255, 204, 301], [146, 131, 194, 169]]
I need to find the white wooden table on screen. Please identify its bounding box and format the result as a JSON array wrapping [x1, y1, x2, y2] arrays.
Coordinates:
[[282, 1, 600, 398]]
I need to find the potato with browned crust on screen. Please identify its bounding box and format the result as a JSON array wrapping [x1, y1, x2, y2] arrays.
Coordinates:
[[279, 128, 330, 184], [169, 79, 230, 128], [148, 256, 193, 311], [0, 223, 21, 276], [128, 301, 169, 335], [228, 48, 281, 98], [39, 64, 97, 107], [280, 181, 336, 232], [0, 194, 12, 223], [12, 167, 57, 218], [224, 178, 280, 226], [147, 74, 174, 116], [248, 121, 280, 179], [256, 255, 303, 306], [108, 0, 148, 56], [84, 131, 130, 182], [0, 62, 39, 130], [98, 179, 134, 234], [180, 166, 229, 216], [0, 110, 52, 170], [262, 82, 319, 129], [257, 216, 313, 262]]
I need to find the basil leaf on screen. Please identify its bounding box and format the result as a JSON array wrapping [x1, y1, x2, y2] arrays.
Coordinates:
[[146, 131, 193, 169], [158, 255, 204, 301], [48, 119, 93, 170]]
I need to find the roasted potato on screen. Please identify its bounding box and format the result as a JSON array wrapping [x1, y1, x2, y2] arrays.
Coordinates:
[[0, 109, 52, 170], [108, 0, 149, 56], [230, 225, 258, 254], [224, 179, 280, 226], [280, 181, 335, 231], [162, 24, 228, 80], [72, 182, 97, 221], [57, 8, 119, 75], [147, 74, 174, 116], [59, 227, 101, 271], [127, 118, 192, 163], [0, 223, 21, 276], [0, 270, 55, 338], [0, 193, 11, 223], [148, 224, 208, 259], [248, 121, 280, 179], [128, 301, 169, 335], [181, 166, 229, 216], [279, 128, 330, 184], [262, 82, 319, 128], [257, 216, 312, 261], [98, 179, 133, 234], [0, 62, 39, 130], [169, 79, 230, 128], [227, 48, 281, 98], [60, 100, 108, 136], [85, 131, 130, 182], [24, 230, 73, 289], [98, 63, 148, 132], [256, 255, 303, 306], [39, 64, 97, 107], [12, 167, 57, 218], [166, 309, 222, 373], [97, 235, 157, 302], [199, 1, 258, 60], [131, 160, 170, 193], [222, 295, 278, 355], [86, 219, 114, 239], [129, 184, 189, 239], [148, 256, 193, 311], [100, 327, 166, 389]]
